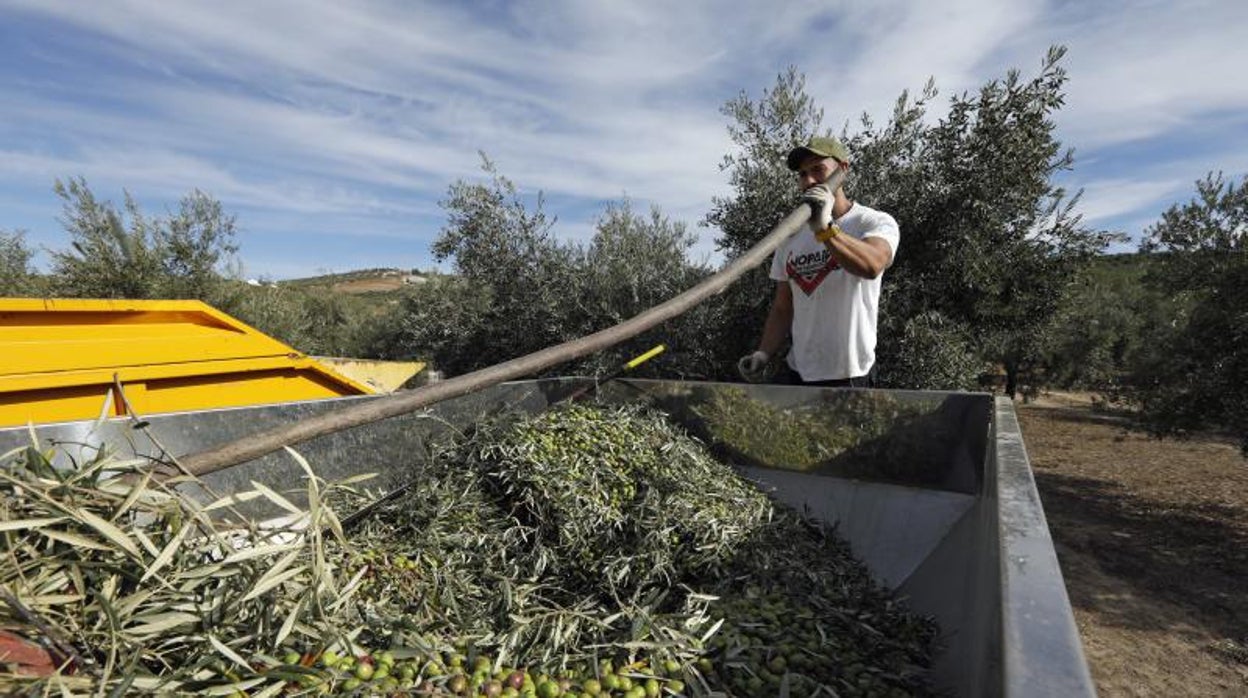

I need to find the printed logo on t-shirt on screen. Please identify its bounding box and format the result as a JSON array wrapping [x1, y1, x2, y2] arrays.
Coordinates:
[[785, 248, 840, 295]]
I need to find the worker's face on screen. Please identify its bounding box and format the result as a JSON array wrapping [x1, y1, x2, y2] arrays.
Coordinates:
[[795, 155, 842, 191]]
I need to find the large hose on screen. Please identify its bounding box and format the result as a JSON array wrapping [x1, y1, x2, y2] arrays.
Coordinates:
[[180, 173, 839, 477]]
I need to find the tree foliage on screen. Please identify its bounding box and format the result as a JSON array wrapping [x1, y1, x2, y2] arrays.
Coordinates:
[[570, 200, 715, 378], [1039, 255, 1167, 391], [877, 310, 983, 391], [366, 274, 495, 375], [47, 177, 238, 300], [859, 47, 1117, 396], [215, 281, 378, 358], [432, 155, 580, 358], [707, 48, 1116, 394], [0, 229, 39, 296], [372, 159, 716, 378], [707, 67, 823, 260], [1128, 173, 1248, 454], [698, 69, 825, 374], [1141, 172, 1247, 258]]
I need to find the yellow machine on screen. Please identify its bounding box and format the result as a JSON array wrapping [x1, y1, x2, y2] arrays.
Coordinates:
[[0, 298, 420, 428], [314, 356, 425, 393]]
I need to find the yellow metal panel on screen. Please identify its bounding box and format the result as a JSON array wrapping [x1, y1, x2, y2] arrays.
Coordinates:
[[135, 369, 360, 414], [313, 357, 425, 393], [0, 385, 120, 427], [5, 339, 295, 375], [0, 300, 304, 374], [0, 298, 377, 427], [0, 371, 357, 428], [0, 357, 327, 392]]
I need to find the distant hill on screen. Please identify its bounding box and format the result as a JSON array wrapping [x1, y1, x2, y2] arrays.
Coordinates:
[[280, 268, 439, 295]]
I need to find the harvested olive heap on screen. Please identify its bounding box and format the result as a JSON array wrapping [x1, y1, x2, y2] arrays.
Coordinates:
[[0, 403, 937, 697]]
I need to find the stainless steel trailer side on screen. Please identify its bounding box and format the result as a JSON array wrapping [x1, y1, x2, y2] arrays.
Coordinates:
[[0, 379, 1095, 697]]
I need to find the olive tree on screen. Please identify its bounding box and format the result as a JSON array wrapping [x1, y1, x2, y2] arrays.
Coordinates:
[[1038, 255, 1165, 392], [215, 281, 376, 358], [706, 48, 1116, 394], [374, 158, 715, 378], [365, 274, 496, 375], [420, 155, 581, 372], [702, 68, 825, 376], [880, 47, 1116, 397], [569, 200, 716, 379], [47, 177, 238, 299], [1128, 172, 1248, 454], [0, 230, 39, 296]]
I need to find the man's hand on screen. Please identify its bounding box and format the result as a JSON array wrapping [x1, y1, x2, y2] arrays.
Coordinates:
[[803, 183, 834, 234], [737, 350, 769, 382]]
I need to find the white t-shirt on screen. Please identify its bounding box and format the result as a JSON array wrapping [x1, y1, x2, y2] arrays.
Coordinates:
[[769, 202, 900, 381]]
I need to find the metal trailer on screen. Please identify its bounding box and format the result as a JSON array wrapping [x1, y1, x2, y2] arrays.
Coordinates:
[[0, 298, 422, 428], [0, 378, 1095, 697]]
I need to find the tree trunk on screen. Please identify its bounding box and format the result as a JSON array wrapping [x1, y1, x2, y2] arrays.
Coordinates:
[[1004, 360, 1019, 400]]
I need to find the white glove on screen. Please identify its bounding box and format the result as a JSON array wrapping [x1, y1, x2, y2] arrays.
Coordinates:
[[737, 350, 769, 382], [803, 183, 834, 234]]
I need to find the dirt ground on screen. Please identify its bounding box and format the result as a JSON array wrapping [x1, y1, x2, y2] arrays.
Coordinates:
[[331, 277, 405, 293], [1016, 392, 1248, 696]]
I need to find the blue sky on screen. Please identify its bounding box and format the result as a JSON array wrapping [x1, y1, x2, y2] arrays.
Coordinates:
[[2, 0, 1246, 280]]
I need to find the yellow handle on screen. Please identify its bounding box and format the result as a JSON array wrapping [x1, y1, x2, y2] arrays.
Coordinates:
[[625, 344, 666, 370]]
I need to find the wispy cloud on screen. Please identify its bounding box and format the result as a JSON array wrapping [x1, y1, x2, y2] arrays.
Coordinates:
[[1, 0, 1246, 277], [1044, 2, 1248, 150], [1072, 177, 1182, 228]]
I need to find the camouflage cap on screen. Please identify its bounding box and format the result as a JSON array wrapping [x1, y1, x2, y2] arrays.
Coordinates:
[[786, 136, 850, 171]]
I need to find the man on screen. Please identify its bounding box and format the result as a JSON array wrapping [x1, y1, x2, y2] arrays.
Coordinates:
[[737, 136, 899, 387]]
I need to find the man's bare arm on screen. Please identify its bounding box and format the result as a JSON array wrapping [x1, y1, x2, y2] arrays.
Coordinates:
[[825, 235, 893, 279], [758, 281, 793, 356]]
